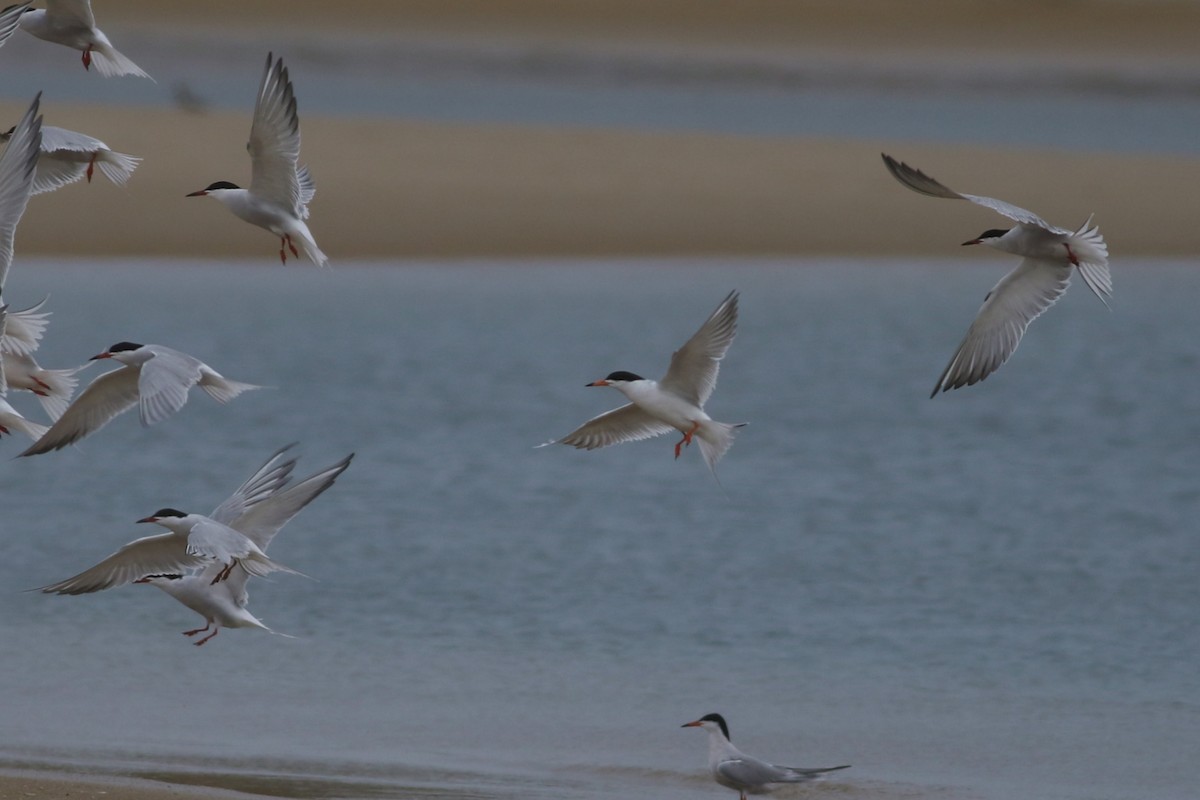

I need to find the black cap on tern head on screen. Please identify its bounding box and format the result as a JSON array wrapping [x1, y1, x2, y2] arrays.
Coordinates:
[[963, 228, 1010, 245], [696, 714, 729, 738], [604, 371, 645, 382], [107, 341, 144, 353], [149, 508, 187, 518], [203, 181, 240, 191]]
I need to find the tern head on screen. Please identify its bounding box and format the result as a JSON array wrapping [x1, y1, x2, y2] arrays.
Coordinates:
[[587, 370, 645, 387], [962, 228, 1010, 247], [681, 713, 731, 740], [186, 181, 241, 197], [92, 341, 145, 363], [137, 508, 190, 525]]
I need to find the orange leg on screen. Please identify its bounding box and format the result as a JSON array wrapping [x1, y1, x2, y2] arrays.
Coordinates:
[[86, 154, 96, 183], [81, 47, 92, 70], [183, 622, 211, 637], [278, 237, 288, 264], [285, 234, 299, 258], [673, 421, 700, 459]]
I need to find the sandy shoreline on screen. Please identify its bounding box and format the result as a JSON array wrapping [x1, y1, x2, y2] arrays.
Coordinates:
[[0, 768, 271, 800], [3, 100, 1198, 262]]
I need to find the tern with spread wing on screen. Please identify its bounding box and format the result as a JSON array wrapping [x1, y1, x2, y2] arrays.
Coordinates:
[[1, 299, 78, 419], [131, 445, 354, 645], [1, 123, 140, 193], [881, 153, 1111, 396], [682, 714, 850, 800], [14, 0, 151, 78], [0, 2, 30, 49], [541, 290, 744, 476], [20, 341, 261, 456], [187, 53, 327, 267]]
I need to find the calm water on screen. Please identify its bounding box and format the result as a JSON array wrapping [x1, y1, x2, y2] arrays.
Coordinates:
[[0, 259, 1197, 800]]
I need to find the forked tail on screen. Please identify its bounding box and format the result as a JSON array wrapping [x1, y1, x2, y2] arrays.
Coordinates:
[[1070, 214, 1112, 305], [96, 151, 142, 186], [697, 420, 747, 476], [91, 44, 154, 81], [29, 366, 79, 420], [200, 375, 263, 405]]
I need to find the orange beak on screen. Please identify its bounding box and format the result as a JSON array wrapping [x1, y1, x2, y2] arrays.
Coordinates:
[[186, 189, 208, 197], [136, 516, 158, 524], [961, 239, 981, 246], [681, 720, 703, 728], [586, 379, 610, 387], [89, 352, 112, 361]]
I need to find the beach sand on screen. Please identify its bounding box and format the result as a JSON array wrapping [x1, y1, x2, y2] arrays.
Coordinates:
[[4, 0, 1200, 261], [0, 769, 268, 800]]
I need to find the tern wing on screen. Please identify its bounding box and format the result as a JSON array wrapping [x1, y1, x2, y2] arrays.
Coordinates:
[[0, 3, 30, 48], [248, 52, 303, 215], [210, 444, 299, 526], [932, 257, 1072, 395], [38, 531, 201, 594], [0, 94, 41, 294], [39, 125, 106, 153], [19, 365, 140, 455], [547, 403, 675, 450], [716, 757, 793, 789], [136, 346, 205, 426], [43, 0, 96, 29], [661, 290, 739, 407], [232, 452, 353, 550], [881, 153, 1066, 234], [29, 154, 87, 194]]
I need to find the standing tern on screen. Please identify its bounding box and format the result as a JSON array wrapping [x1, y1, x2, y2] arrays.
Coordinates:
[[14, 0, 152, 79], [0, 92, 41, 299], [0, 3, 31, 49], [541, 290, 744, 476], [134, 445, 354, 645], [881, 153, 1112, 396], [1, 123, 140, 193], [20, 341, 262, 456], [682, 713, 850, 800], [187, 53, 327, 267]]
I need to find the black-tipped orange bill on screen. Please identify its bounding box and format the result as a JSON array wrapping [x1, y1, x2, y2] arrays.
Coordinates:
[[185, 190, 207, 197], [681, 720, 703, 728], [586, 379, 610, 387]]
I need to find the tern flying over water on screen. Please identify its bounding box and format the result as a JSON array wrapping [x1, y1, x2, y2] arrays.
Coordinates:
[[0, 2, 30, 49], [541, 290, 744, 476], [14, 0, 152, 78], [0, 123, 140, 193], [37, 502, 304, 599], [881, 153, 1111, 396], [682, 714, 850, 800], [1, 299, 79, 419], [131, 445, 354, 646], [20, 341, 261, 456], [187, 53, 327, 267]]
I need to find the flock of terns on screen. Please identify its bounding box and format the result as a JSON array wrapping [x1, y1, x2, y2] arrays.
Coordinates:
[[1, 2, 1116, 796]]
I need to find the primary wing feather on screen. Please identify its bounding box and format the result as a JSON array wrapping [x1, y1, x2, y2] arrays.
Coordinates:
[[661, 290, 739, 407], [136, 346, 204, 426], [209, 444, 299, 526], [0, 94, 41, 294], [248, 52, 303, 214]]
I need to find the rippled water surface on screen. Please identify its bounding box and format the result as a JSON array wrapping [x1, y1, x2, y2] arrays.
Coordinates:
[[0, 259, 1197, 800]]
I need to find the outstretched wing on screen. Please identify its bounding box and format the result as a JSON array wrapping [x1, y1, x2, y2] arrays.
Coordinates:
[[932, 257, 1072, 395], [20, 365, 140, 455], [248, 52, 303, 215], [544, 403, 675, 451], [38, 532, 201, 595], [881, 153, 1066, 233], [136, 346, 204, 426], [661, 290, 739, 407], [210, 444, 299, 526], [0, 2, 30, 49], [0, 93, 41, 295]]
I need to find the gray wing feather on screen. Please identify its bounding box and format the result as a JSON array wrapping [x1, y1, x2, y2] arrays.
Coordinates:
[[248, 52, 304, 215], [137, 347, 204, 426], [881, 153, 1063, 233], [209, 444, 299, 526], [661, 290, 739, 407], [0, 94, 41, 295], [548, 403, 675, 450], [38, 532, 202, 595], [932, 258, 1072, 395], [20, 365, 140, 455], [0, 3, 30, 48]]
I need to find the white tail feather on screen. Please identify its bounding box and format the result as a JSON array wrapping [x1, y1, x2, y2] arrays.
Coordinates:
[[29, 366, 78, 420], [91, 44, 153, 81], [96, 151, 141, 186], [200, 377, 262, 405], [696, 421, 746, 476]]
